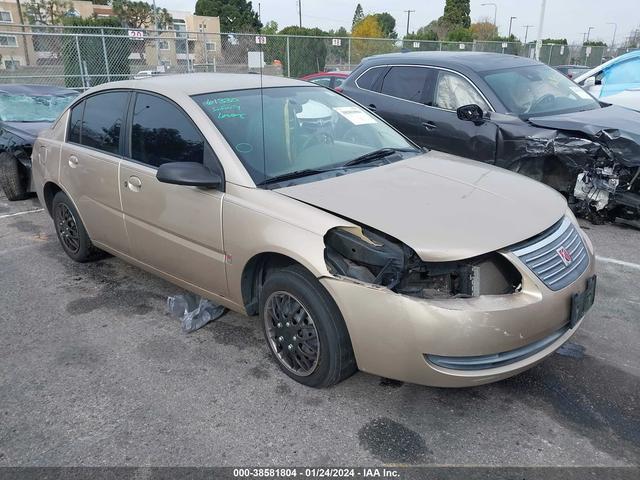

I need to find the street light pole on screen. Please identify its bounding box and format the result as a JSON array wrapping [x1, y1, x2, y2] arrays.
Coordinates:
[[586, 26, 595, 43], [606, 22, 617, 48], [508, 16, 517, 39], [523, 25, 534, 44], [298, 0, 302, 28], [481, 3, 497, 27], [535, 0, 547, 60]]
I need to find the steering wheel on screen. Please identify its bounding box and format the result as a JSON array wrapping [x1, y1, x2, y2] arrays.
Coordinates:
[[338, 124, 381, 147], [300, 130, 334, 152], [526, 94, 555, 114]]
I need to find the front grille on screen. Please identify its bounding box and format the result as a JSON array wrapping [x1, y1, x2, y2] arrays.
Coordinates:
[[511, 217, 589, 291], [426, 325, 569, 370]]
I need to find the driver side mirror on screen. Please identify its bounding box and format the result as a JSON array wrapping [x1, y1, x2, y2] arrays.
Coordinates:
[[456, 104, 485, 123], [582, 76, 596, 87], [156, 162, 222, 189]]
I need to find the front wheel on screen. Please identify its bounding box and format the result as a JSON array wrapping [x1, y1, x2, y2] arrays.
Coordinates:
[[260, 265, 357, 388], [0, 152, 30, 201]]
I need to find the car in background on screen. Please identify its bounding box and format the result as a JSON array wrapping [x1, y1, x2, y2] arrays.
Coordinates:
[[574, 50, 640, 109], [554, 65, 590, 80], [0, 84, 77, 200], [32, 73, 595, 388], [341, 52, 640, 225], [299, 71, 351, 90]]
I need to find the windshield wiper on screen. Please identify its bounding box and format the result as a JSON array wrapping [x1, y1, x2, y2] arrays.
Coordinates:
[[342, 147, 417, 167], [259, 168, 328, 186]]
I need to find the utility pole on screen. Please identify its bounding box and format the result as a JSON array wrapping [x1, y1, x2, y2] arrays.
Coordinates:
[[152, 0, 161, 70], [586, 26, 595, 43], [523, 25, 534, 44], [535, 0, 547, 61], [298, 0, 302, 28], [508, 16, 516, 39], [15, 0, 30, 67], [404, 10, 415, 36], [606, 22, 617, 48]]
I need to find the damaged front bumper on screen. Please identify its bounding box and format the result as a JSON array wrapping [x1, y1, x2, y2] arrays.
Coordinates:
[[320, 218, 596, 388]]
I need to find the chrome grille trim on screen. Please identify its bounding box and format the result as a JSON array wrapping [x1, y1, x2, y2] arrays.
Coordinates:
[[426, 325, 569, 371], [511, 217, 589, 291]]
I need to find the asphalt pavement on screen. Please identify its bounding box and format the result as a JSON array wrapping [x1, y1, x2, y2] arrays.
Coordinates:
[[0, 191, 638, 467]]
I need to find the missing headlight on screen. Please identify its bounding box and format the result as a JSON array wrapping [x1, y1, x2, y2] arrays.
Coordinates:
[[324, 227, 521, 298]]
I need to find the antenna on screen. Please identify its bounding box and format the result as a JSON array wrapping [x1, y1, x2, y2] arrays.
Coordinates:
[[259, 33, 266, 183]]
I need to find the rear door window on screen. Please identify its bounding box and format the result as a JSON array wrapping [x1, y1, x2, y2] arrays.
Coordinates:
[[309, 76, 332, 87], [77, 91, 128, 154], [129, 92, 206, 168], [67, 101, 83, 144], [381, 66, 431, 103]]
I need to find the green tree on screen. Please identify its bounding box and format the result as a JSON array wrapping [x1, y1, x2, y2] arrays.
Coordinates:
[[470, 20, 498, 41], [24, 0, 71, 25], [262, 20, 278, 34], [112, 0, 173, 29], [405, 26, 438, 41], [60, 16, 131, 88], [583, 40, 607, 46], [278, 26, 327, 77], [446, 27, 473, 42], [541, 38, 568, 45], [195, 0, 261, 33], [443, 0, 470, 29], [374, 12, 396, 38], [352, 3, 364, 29]]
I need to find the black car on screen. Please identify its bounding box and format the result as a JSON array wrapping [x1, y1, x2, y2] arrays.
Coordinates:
[[341, 52, 640, 224], [0, 84, 77, 200]]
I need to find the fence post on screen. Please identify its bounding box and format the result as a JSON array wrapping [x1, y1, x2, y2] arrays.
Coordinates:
[[286, 36, 291, 77], [101, 28, 111, 82], [185, 35, 191, 73], [347, 37, 351, 70], [548, 44, 553, 65], [74, 35, 85, 89], [204, 32, 209, 72]]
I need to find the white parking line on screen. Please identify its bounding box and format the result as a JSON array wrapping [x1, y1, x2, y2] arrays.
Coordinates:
[[0, 208, 44, 220], [597, 256, 640, 271]]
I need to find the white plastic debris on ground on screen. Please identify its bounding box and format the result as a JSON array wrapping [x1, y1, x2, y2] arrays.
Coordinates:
[[166, 292, 227, 333]]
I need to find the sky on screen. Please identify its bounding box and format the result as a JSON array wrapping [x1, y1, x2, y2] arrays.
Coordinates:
[[157, 0, 639, 45]]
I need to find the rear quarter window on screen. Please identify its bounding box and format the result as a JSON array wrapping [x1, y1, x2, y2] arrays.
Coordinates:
[[355, 66, 386, 91]]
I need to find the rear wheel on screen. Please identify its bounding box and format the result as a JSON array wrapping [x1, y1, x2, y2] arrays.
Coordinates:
[[260, 265, 357, 388], [52, 191, 103, 262], [0, 152, 29, 201]]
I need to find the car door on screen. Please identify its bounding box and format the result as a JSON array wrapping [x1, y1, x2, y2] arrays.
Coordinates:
[[373, 65, 435, 146], [119, 91, 227, 296], [59, 91, 130, 254], [421, 69, 497, 162]]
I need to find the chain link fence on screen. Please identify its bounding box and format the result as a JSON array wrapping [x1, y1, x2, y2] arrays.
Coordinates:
[[0, 24, 633, 88]]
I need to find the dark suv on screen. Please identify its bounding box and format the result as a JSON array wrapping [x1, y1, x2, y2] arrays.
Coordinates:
[[340, 52, 640, 224]]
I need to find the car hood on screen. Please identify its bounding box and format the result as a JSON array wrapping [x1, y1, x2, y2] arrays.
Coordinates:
[[526, 105, 640, 167], [1, 121, 52, 141], [276, 152, 567, 261]]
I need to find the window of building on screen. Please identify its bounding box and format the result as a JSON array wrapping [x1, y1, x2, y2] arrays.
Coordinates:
[[0, 35, 18, 47], [0, 11, 12, 23]]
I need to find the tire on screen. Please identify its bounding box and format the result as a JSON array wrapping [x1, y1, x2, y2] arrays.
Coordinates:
[[260, 264, 357, 388], [0, 152, 29, 201], [51, 191, 103, 262]]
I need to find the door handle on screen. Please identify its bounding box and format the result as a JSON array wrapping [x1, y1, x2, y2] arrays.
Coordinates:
[[68, 155, 79, 168], [422, 121, 437, 131], [125, 175, 142, 192], [367, 104, 377, 112]]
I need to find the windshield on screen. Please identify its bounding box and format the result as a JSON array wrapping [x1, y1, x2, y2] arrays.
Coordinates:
[[0, 92, 77, 122], [193, 86, 417, 185], [482, 64, 600, 117]]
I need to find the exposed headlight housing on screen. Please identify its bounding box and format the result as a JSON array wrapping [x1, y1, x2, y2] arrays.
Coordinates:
[[324, 226, 521, 298]]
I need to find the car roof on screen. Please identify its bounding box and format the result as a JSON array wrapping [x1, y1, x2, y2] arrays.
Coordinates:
[[573, 50, 640, 83], [87, 72, 312, 96], [0, 84, 78, 96], [359, 51, 541, 72]]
